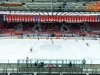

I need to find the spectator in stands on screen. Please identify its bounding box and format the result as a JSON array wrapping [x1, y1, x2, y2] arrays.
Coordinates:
[[82, 59, 86, 68], [26, 57, 29, 67], [34, 61, 38, 67], [83, 59, 86, 64], [68, 62, 72, 67]]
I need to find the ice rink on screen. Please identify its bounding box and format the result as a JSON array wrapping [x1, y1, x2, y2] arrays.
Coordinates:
[[0, 39, 100, 64]]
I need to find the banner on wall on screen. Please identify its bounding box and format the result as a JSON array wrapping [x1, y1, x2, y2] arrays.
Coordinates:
[[38, 16, 41, 22], [5, 15, 99, 22], [0, 15, 4, 25], [26, 16, 28, 22], [17, 15, 19, 22], [28, 16, 30, 22], [3, 15, 6, 21], [8, 15, 10, 22], [35, 15, 38, 22], [43, 16, 45, 22], [11, 15, 13, 21], [14, 15, 17, 21], [19, 15, 21, 21], [95, 16, 98, 22], [89, 16, 91, 22], [48, 16, 51, 22], [98, 15, 100, 22], [45, 16, 47, 22], [22, 15, 25, 21], [33, 16, 35, 22]]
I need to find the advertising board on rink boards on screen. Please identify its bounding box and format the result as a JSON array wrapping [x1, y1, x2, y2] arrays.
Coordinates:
[[10, 73, 34, 75], [0, 73, 8, 75]]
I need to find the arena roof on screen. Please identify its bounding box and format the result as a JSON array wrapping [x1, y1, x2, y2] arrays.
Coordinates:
[[0, 0, 99, 12]]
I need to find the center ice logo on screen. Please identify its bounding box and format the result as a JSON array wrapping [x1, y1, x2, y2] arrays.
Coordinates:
[[86, 0, 100, 11]]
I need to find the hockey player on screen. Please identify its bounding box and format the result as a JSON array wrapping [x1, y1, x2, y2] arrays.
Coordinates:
[[38, 37, 39, 40], [86, 43, 89, 46], [30, 47, 33, 52], [26, 57, 29, 60], [76, 39, 77, 42], [46, 37, 49, 40], [51, 37, 52, 40], [52, 40, 53, 44], [82, 38, 84, 41]]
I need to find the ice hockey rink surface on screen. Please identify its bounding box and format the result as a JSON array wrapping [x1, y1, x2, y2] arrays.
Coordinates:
[[0, 39, 100, 64]]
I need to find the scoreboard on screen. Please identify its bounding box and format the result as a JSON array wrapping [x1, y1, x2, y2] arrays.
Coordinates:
[[3, 15, 100, 22]]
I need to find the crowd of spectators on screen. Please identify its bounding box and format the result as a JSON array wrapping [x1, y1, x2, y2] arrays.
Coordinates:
[[1, 22, 89, 34]]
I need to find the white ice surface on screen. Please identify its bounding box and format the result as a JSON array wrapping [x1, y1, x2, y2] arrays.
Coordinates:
[[0, 39, 100, 64]]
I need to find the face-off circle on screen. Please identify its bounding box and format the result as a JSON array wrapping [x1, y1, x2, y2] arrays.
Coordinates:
[[40, 44, 62, 51]]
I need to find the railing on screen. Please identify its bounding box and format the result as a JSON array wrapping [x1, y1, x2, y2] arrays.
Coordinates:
[[17, 59, 83, 68], [0, 59, 100, 71], [0, 36, 95, 40], [0, 67, 100, 74]]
